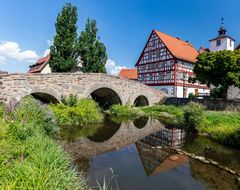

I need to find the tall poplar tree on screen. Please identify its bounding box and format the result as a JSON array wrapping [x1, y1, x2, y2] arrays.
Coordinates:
[[78, 18, 107, 73], [49, 3, 78, 72]]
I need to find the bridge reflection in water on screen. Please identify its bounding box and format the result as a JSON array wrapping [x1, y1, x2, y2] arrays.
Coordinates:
[[63, 117, 186, 176]]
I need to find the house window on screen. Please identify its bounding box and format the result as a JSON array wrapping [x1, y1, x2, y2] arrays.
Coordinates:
[[216, 40, 221, 46], [230, 40, 232, 47], [165, 72, 171, 80]]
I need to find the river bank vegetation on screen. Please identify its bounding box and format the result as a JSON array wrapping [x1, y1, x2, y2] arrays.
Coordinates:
[[0, 97, 86, 189], [109, 103, 240, 148], [50, 95, 103, 127]]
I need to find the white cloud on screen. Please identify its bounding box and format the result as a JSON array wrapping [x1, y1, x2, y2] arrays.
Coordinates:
[[0, 55, 7, 64], [47, 40, 53, 46], [42, 49, 50, 57], [105, 59, 128, 76], [0, 41, 39, 64]]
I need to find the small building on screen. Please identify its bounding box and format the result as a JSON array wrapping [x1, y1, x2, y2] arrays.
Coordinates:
[[135, 30, 209, 97], [28, 54, 51, 74], [118, 68, 138, 80], [28, 54, 82, 74], [209, 25, 235, 52]]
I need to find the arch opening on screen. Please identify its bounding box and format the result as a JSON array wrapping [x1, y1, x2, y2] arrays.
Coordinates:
[[90, 87, 122, 109], [134, 95, 149, 107], [30, 92, 59, 104], [133, 116, 149, 129]]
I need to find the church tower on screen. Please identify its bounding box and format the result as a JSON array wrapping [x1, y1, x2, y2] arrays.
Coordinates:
[[209, 18, 235, 52]]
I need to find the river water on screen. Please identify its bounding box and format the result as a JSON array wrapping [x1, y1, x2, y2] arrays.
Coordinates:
[[61, 117, 240, 190]]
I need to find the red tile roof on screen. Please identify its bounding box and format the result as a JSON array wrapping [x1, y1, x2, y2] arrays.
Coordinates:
[[28, 54, 50, 73], [119, 68, 138, 80], [198, 46, 210, 54], [154, 30, 199, 63]]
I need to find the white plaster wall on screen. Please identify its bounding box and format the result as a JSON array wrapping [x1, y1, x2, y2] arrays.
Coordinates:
[[41, 64, 52, 74], [176, 86, 210, 98], [210, 37, 234, 52], [227, 86, 240, 100]]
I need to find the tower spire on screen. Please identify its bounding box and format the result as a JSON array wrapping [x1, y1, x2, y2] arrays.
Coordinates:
[[218, 17, 226, 36]]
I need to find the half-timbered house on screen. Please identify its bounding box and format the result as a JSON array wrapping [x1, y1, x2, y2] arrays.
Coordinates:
[[135, 30, 209, 97]]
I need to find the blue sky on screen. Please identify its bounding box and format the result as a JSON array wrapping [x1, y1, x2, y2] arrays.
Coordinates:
[[0, 0, 239, 74]]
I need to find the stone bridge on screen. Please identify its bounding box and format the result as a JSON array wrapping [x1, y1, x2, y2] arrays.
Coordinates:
[[0, 73, 165, 107]]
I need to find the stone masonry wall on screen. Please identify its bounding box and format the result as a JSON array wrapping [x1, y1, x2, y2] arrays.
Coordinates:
[[0, 73, 165, 105]]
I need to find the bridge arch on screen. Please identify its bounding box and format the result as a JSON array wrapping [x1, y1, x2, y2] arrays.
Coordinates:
[[134, 95, 149, 107], [87, 85, 123, 109], [13, 87, 61, 105], [30, 92, 59, 104]]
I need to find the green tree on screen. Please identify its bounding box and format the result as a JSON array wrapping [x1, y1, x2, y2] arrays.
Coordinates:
[[78, 18, 107, 73], [191, 50, 240, 98], [49, 3, 78, 72]]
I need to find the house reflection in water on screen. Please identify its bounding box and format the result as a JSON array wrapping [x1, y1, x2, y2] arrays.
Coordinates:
[[136, 128, 187, 176]]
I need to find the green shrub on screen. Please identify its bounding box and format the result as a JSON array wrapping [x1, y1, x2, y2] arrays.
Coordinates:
[[188, 93, 196, 100], [50, 98, 103, 127], [61, 94, 78, 107], [183, 102, 204, 133]]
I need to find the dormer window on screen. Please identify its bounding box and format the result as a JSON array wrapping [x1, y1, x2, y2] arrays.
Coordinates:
[[216, 40, 221, 46]]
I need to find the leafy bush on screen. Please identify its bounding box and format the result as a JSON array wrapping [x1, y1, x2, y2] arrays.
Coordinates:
[[188, 93, 196, 100], [61, 94, 78, 107], [50, 98, 103, 127], [183, 102, 204, 133]]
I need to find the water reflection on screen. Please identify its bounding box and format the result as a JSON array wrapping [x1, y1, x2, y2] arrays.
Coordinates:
[[62, 117, 165, 158], [61, 117, 240, 190], [87, 117, 121, 142], [136, 128, 186, 176]]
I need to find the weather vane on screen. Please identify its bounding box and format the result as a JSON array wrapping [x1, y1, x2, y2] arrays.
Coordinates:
[[221, 17, 224, 26]]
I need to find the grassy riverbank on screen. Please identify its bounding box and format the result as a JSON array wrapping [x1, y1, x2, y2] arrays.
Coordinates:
[[109, 104, 240, 148], [0, 97, 86, 189]]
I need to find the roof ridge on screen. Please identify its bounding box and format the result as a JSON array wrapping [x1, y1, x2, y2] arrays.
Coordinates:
[[154, 29, 199, 63], [154, 29, 192, 45]]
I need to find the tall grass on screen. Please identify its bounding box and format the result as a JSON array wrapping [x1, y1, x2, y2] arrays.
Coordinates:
[[0, 96, 86, 189], [202, 111, 240, 148], [109, 104, 141, 117]]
